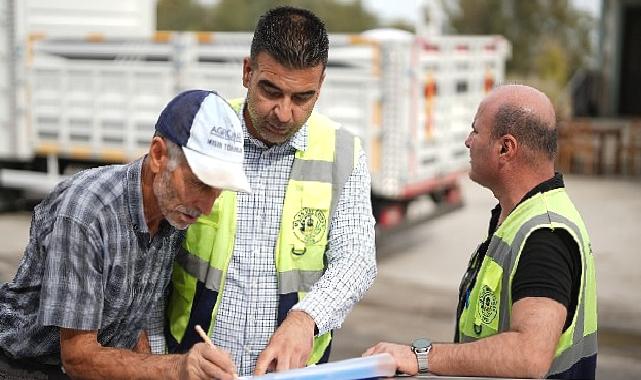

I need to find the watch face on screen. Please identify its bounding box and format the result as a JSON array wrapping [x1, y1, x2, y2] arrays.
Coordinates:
[[412, 338, 432, 350]]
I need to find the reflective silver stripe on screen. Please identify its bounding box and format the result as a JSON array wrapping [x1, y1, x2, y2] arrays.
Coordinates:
[[175, 246, 223, 292], [278, 270, 324, 294], [288, 127, 356, 220], [564, 214, 596, 354], [290, 159, 333, 183], [465, 204, 594, 371], [548, 332, 598, 376], [512, 213, 588, 346], [498, 211, 593, 376], [485, 235, 512, 268], [485, 236, 513, 332], [486, 212, 586, 334], [510, 211, 585, 273], [331, 128, 356, 219]]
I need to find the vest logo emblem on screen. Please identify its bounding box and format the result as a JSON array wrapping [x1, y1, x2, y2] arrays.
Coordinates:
[[477, 285, 498, 325], [293, 207, 327, 244]]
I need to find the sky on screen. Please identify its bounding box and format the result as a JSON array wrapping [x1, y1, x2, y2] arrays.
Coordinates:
[[362, 0, 602, 26]]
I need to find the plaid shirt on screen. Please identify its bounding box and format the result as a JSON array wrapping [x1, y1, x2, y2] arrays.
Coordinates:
[[0, 158, 183, 364], [149, 104, 377, 375]]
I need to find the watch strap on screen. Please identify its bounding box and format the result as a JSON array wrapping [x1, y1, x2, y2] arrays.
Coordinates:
[[416, 348, 429, 373], [411, 338, 432, 374]]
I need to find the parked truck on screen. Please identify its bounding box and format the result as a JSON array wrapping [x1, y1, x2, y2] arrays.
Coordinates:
[[0, 0, 510, 228]]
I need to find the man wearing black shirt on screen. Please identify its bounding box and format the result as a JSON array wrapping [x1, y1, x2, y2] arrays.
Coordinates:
[[364, 85, 597, 379], [476, 174, 582, 334]]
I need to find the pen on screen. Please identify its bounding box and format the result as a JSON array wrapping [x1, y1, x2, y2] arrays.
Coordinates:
[[195, 325, 215, 348]]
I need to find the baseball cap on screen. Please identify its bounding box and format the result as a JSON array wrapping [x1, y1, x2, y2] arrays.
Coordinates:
[[155, 89, 251, 193]]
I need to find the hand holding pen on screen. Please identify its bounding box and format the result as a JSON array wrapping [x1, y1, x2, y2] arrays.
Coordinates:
[[177, 325, 238, 380]]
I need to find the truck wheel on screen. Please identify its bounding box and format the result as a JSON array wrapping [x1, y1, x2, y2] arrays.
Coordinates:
[[0, 188, 23, 212], [373, 199, 408, 228], [444, 183, 463, 206], [430, 183, 463, 206], [429, 189, 445, 204]]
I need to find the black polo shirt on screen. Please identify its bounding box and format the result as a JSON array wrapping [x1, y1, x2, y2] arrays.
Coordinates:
[[456, 173, 581, 336]]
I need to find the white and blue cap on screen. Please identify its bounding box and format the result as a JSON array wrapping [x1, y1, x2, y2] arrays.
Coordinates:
[[155, 89, 250, 193]]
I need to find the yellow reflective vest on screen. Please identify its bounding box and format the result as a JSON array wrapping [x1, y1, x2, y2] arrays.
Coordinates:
[[457, 188, 597, 377], [166, 99, 361, 365]]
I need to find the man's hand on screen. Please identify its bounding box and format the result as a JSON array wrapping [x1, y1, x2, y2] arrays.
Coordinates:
[[60, 328, 237, 380], [363, 342, 418, 376], [254, 310, 316, 375], [179, 342, 237, 380]]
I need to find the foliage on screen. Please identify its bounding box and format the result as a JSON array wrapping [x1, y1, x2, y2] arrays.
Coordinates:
[[157, 0, 207, 31], [441, 0, 595, 86], [157, 0, 380, 33]]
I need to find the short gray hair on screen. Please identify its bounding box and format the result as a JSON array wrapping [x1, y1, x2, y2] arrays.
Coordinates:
[[153, 131, 186, 171], [492, 104, 557, 161]]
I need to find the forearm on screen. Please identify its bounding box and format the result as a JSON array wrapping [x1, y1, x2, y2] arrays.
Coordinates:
[[365, 298, 563, 379], [430, 333, 549, 379], [63, 347, 182, 380], [61, 325, 236, 380]]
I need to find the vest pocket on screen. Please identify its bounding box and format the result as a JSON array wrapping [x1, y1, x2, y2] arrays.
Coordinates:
[[475, 258, 502, 336], [461, 257, 502, 339], [291, 244, 326, 264]]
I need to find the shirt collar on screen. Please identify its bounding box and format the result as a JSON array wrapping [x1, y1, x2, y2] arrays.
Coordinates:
[[488, 172, 565, 235], [519, 172, 565, 202], [125, 157, 149, 235], [238, 98, 308, 152]]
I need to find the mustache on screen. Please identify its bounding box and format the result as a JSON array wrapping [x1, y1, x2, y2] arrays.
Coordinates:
[[266, 117, 292, 130], [176, 205, 201, 218]]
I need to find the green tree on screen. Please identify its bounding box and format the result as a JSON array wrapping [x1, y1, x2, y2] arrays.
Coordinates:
[[158, 0, 380, 33], [156, 0, 208, 31], [441, 0, 594, 85], [208, 0, 379, 32]]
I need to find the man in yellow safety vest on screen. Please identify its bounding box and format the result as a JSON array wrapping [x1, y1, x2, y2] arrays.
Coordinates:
[[364, 85, 597, 379], [151, 6, 377, 377]]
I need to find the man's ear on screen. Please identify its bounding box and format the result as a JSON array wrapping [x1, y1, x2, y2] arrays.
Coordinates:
[[242, 57, 253, 89], [499, 134, 517, 159], [149, 137, 167, 174]]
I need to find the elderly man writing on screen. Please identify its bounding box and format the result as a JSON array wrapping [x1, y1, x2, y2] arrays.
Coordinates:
[[0, 90, 248, 379]]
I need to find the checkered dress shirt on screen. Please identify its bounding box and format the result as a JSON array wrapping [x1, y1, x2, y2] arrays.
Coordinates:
[[149, 104, 377, 375], [0, 158, 183, 364]]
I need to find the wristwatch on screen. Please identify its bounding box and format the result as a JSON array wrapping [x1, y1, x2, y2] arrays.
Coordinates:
[[411, 337, 432, 374]]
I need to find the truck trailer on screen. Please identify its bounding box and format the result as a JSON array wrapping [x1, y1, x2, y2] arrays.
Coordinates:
[[0, 0, 510, 228]]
